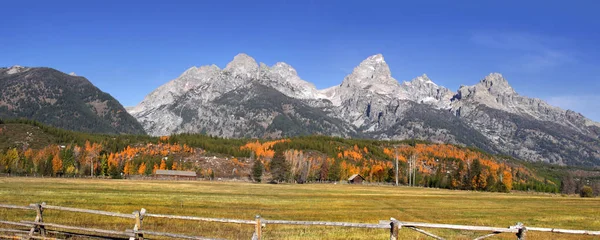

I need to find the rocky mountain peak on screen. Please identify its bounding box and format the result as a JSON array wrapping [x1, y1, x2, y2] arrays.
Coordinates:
[[181, 65, 221, 78], [341, 54, 396, 91], [270, 62, 298, 78], [181, 66, 199, 77], [410, 74, 437, 86], [356, 54, 389, 73], [479, 72, 515, 95], [224, 53, 259, 78], [6, 65, 28, 75]]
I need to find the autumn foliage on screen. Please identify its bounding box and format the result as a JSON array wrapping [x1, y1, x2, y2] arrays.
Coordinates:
[[0, 124, 560, 193]]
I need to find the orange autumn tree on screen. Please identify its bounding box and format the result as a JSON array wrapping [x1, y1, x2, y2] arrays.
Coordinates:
[[502, 171, 513, 191], [159, 159, 167, 170], [138, 163, 147, 175], [52, 153, 63, 176], [241, 139, 289, 159]]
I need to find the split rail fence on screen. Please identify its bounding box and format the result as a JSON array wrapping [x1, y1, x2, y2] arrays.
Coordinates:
[[0, 203, 599, 240]]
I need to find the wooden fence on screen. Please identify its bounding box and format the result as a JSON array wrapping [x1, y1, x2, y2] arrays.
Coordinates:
[[0, 203, 599, 240]]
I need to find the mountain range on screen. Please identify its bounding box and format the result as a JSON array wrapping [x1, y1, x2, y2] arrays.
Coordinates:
[[129, 53, 600, 167], [0, 66, 145, 135]]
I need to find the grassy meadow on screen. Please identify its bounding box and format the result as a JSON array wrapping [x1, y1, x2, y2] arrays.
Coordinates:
[[0, 177, 598, 240]]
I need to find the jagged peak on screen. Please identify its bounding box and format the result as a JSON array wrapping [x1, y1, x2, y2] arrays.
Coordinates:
[[359, 54, 386, 66], [180, 65, 220, 78], [182, 66, 198, 76], [271, 62, 298, 77], [224, 53, 258, 74], [479, 72, 515, 95], [412, 74, 437, 85], [348, 53, 391, 78]]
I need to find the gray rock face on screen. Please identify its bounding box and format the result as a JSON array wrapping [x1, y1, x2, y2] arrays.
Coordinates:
[[130, 53, 600, 167]]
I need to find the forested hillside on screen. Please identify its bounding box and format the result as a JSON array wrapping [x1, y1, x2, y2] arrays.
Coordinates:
[[1, 119, 599, 195], [0, 66, 146, 134]]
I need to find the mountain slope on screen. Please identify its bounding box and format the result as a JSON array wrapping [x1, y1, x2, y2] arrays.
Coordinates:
[[130, 53, 600, 167], [0, 66, 145, 135]]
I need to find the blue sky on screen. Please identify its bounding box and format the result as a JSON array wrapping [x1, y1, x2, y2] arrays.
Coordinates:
[[2, 0, 600, 121]]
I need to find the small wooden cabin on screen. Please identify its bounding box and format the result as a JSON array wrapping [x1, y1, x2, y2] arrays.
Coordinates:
[[155, 170, 197, 180], [348, 174, 365, 184]]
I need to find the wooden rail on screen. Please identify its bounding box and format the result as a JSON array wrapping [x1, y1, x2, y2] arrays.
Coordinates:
[[1, 203, 599, 240]]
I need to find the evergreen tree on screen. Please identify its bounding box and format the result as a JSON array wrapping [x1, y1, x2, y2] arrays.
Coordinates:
[[251, 159, 263, 183], [328, 159, 341, 182], [319, 159, 329, 181], [61, 147, 75, 175], [270, 150, 290, 183], [99, 154, 108, 176], [108, 164, 121, 179], [469, 159, 482, 190]]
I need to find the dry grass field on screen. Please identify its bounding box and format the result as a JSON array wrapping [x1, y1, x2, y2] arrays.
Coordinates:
[[0, 177, 598, 239]]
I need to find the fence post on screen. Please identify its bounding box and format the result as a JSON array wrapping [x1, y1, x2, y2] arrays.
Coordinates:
[[28, 202, 46, 238], [253, 215, 262, 240], [132, 208, 146, 240], [390, 218, 400, 240], [515, 222, 527, 240]]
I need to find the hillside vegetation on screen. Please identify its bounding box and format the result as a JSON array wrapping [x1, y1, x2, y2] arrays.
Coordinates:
[[0, 67, 146, 134], [1, 119, 599, 195]]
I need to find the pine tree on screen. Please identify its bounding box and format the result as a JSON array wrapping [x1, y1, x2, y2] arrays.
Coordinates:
[[251, 159, 263, 183], [270, 150, 290, 183], [319, 159, 330, 181], [328, 159, 341, 182], [99, 154, 108, 176]]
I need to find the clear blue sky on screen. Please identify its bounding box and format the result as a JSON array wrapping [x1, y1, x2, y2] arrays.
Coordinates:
[[2, 0, 600, 121]]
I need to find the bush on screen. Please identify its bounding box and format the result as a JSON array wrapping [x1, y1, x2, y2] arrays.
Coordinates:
[[580, 186, 594, 198]]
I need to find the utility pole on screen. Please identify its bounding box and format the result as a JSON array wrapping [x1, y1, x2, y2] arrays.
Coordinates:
[[412, 154, 417, 187], [408, 154, 412, 187], [394, 146, 399, 186]]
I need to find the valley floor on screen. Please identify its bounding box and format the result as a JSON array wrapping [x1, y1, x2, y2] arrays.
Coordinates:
[[0, 177, 598, 239]]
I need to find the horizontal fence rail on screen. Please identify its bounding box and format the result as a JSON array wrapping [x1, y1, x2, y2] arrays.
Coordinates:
[[0, 203, 599, 240]]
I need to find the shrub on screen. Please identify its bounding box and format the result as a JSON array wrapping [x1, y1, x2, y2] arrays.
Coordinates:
[[580, 186, 594, 198]]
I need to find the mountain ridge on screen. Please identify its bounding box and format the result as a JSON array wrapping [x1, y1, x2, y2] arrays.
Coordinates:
[[0, 66, 146, 135], [127, 53, 600, 167]]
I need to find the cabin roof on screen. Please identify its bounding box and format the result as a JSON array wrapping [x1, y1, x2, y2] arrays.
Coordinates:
[[348, 174, 364, 181], [155, 170, 197, 177]]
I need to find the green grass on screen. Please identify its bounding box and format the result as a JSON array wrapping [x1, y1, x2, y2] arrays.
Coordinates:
[[0, 178, 599, 239]]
